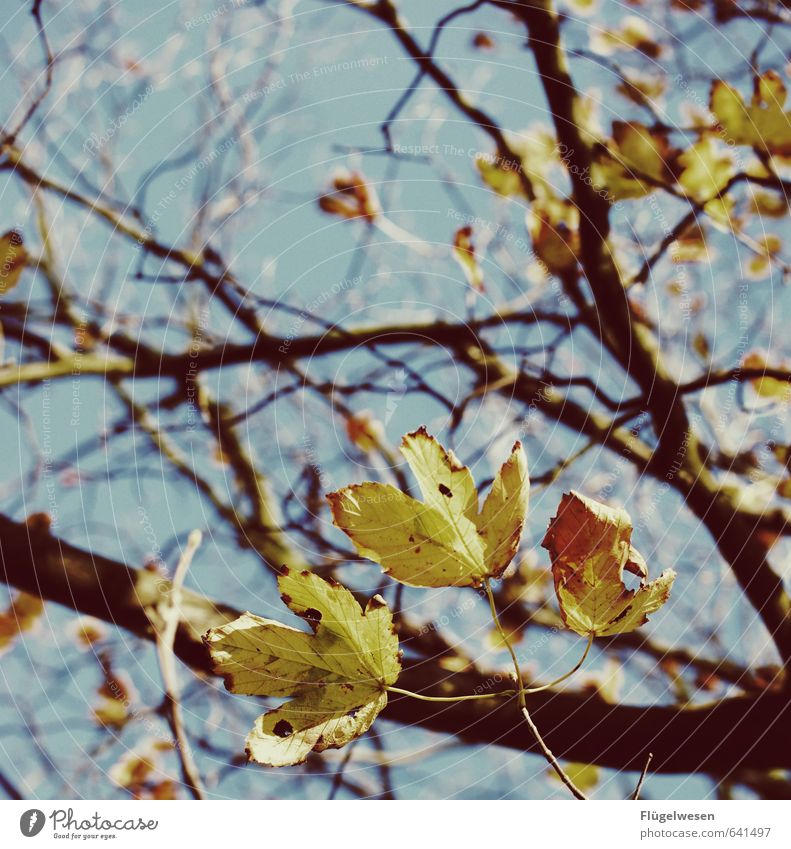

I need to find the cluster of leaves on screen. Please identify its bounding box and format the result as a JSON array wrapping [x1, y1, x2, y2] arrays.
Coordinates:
[[205, 429, 675, 767], [471, 69, 791, 274]]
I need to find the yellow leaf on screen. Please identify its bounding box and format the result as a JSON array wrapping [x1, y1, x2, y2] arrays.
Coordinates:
[[677, 138, 736, 221], [527, 196, 580, 272], [476, 127, 559, 199], [590, 16, 662, 58], [93, 694, 130, 729], [592, 122, 678, 201], [452, 226, 485, 292], [204, 569, 400, 767], [743, 352, 791, 400], [328, 428, 530, 587], [550, 761, 600, 792], [566, 0, 599, 17], [485, 623, 524, 650], [110, 740, 174, 798], [542, 491, 675, 637], [748, 189, 788, 218], [614, 122, 674, 183], [0, 230, 28, 297], [616, 71, 666, 107], [92, 662, 134, 729], [0, 592, 43, 655], [476, 153, 524, 197], [711, 75, 791, 158], [580, 657, 624, 703], [670, 221, 709, 264]]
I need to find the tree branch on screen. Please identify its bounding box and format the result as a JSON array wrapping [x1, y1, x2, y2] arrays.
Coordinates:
[[2, 513, 790, 777]]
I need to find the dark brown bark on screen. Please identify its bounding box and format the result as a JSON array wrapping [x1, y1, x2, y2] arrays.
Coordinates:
[[2, 514, 789, 778]]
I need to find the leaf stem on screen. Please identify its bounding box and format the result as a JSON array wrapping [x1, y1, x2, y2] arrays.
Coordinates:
[[522, 633, 594, 694], [484, 578, 526, 709], [386, 685, 515, 703], [484, 578, 587, 801]]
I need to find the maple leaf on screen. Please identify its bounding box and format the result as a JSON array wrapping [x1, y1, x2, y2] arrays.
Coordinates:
[[328, 427, 529, 587], [542, 491, 675, 637], [204, 569, 400, 767]]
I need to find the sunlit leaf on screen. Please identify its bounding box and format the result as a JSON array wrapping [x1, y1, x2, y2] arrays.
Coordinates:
[[593, 122, 679, 200], [204, 569, 400, 766], [329, 428, 529, 587], [743, 352, 791, 400], [616, 71, 667, 107], [589, 16, 662, 58], [710, 74, 791, 158], [527, 196, 580, 272], [542, 491, 675, 637]]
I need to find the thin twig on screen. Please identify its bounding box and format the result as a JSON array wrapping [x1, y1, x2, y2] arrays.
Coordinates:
[[153, 529, 207, 800], [520, 706, 586, 801], [4, 1, 55, 144], [484, 579, 587, 800], [632, 752, 653, 800]]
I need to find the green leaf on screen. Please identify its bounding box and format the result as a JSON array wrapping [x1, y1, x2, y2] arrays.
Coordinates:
[[542, 491, 675, 637], [204, 569, 400, 767], [328, 428, 529, 587]]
